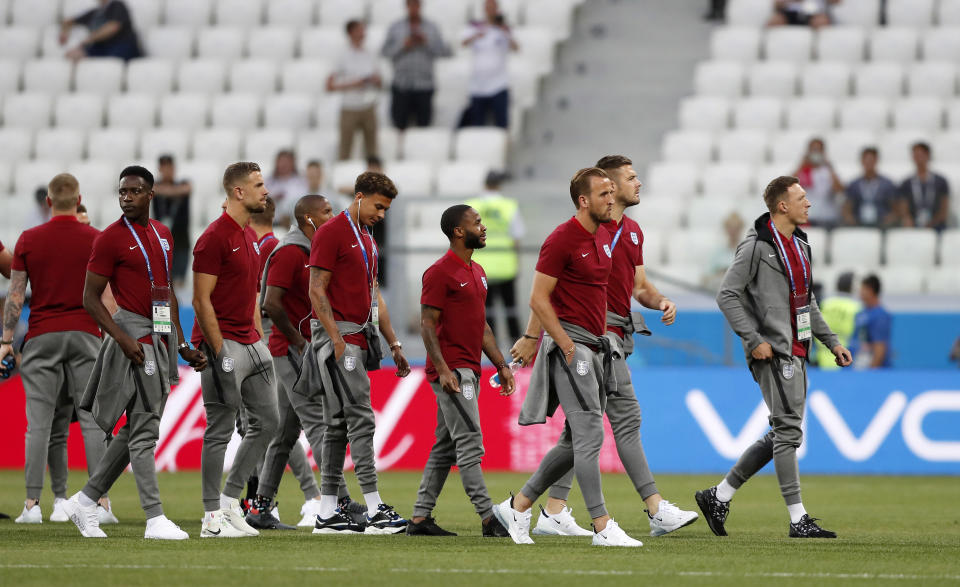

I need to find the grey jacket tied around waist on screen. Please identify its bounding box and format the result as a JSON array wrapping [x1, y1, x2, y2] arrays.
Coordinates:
[[519, 321, 616, 426], [293, 319, 384, 410], [80, 308, 178, 433], [258, 226, 312, 309], [605, 310, 651, 358], [717, 212, 840, 365]]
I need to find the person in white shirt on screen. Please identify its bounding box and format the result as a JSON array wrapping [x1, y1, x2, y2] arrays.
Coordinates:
[[461, 0, 517, 128], [265, 150, 308, 227], [328, 20, 382, 160]]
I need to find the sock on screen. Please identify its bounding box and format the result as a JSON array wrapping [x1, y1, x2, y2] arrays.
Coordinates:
[[363, 491, 383, 515], [318, 494, 338, 519], [787, 502, 807, 524], [204, 510, 219, 520], [715, 479, 736, 502], [220, 493, 236, 510], [77, 492, 97, 507]]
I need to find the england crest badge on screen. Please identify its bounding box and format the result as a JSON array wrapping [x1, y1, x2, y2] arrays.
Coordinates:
[[630, 232, 638, 245], [253, 241, 261, 255], [462, 383, 475, 400], [782, 362, 794, 380], [144, 360, 156, 376], [603, 244, 612, 258], [344, 355, 356, 371], [222, 356, 235, 373], [576, 360, 589, 376], [159, 238, 170, 251]]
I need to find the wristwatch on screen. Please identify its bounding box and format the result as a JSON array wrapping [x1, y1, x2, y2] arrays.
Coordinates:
[[178, 342, 190, 351], [390, 340, 402, 350]]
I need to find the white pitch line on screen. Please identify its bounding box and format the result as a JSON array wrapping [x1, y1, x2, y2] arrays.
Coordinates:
[[1, 564, 958, 581]]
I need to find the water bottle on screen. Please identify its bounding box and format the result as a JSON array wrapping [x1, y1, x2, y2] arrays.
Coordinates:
[[0, 355, 16, 380], [489, 360, 522, 388]]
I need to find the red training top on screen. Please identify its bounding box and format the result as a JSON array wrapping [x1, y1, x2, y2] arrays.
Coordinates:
[[14, 215, 101, 340], [535, 216, 613, 337], [190, 212, 261, 347], [266, 244, 312, 357], [308, 212, 377, 349], [773, 225, 809, 358], [421, 249, 488, 382], [603, 215, 644, 339], [257, 232, 278, 278]]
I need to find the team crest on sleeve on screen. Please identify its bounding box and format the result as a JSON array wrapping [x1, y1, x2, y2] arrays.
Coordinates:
[[253, 242, 261, 255], [481, 276, 488, 290], [630, 232, 638, 245], [144, 360, 156, 376], [782, 362, 795, 380], [159, 238, 170, 251], [462, 382, 475, 400], [222, 356, 235, 373], [344, 355, 356, 371], [576, 360, 589, 376], [603, 244, 612, 258]]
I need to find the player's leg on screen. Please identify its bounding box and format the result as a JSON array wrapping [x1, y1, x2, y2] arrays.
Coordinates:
[[46, 388, 72, 521], [408, 383, 457, 536], [532, 444, 593, 537]]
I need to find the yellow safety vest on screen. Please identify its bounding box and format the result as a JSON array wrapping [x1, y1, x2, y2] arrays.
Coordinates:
[[467, 195, 519, 282], [814, 296, 861, 370]]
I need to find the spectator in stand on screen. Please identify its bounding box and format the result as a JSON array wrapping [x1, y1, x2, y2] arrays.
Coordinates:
[[897, 142, 950, 231], [59, 0, 142, 62], [382, 0, 451, 130], [704, 212, 745, 291], [328, 20, 381, 160], [767, 0, 840, 29], [853, 274, 892, 369], [814, 272, 862, 370], [842, 147, 898, 228], [794, 138, 844, 227], [338, 156, 383, 201], [704, 0, 727, 21], [461, 0, 517, 129], [76, 203, 91, 226], [306, 160, 324, 196], [152, 155, 191, 288], [265, 150, 308, 227]]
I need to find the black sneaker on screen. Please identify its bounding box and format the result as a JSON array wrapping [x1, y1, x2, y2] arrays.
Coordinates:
[[245, 497, 296, 530], [789, 514, 837, 538], [365, 504, 408, 535], [406, 516, 457, 536], [338, 496, 368, 527], [482, 515, 509, 537], [313, 508, 365, 534], [695, 487, 730, 537]]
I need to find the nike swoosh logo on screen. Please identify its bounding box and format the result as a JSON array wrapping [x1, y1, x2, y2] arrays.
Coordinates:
[[232, 247, 241, 252], [207, 528, 221, 535], [769, 254, 776, 257], [351, 244, 359, 248], [581, 253, 589, 257], [460, 282, 468, 287], [554, 518, 562, 525], [304, 264, 310, 268], [129, 245, 138, 250]]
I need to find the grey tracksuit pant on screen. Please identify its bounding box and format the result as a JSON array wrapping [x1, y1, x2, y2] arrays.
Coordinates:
[[725, 355, 807, 505], [413, 369, 493, 520], [82, 343, 167, 519], [320, 343, 378, 496], [21, 332, 106, 501], [200, 338, 279, 511], [520, 344, 608, 519], [548, 348, 659, 502]]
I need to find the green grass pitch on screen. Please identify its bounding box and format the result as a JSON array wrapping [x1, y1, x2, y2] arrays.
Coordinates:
[[0, 470, 957, 586]]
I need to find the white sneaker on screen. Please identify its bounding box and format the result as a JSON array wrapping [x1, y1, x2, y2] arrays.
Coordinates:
[[592, 519, 643, 547], [144, 515, 189, 540], [98, 503, 119, 525], [15, 501, 42, 524], [531, 505, 594, 536], [491, 496, 534, 545], [200, 510, 248, 538], [62, 494, 107, 538], [649, 500, 699, 536], [223, 504, 259, 536], [50, 498, 69, 522], [298, 500, 321, 527]]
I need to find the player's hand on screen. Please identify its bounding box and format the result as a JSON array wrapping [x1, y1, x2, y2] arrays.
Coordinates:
[[832, 344, 853, 367], [180, 348, 207, 372], [333, 338, 346, 361], [0, 343, 14, 363], [65, 47, 85, 62], [119, 334, 145, 366], [561, 341, 577, 365], [510, 336, 538, 366], [393, 347, 411, 377], [751, 341, 774, 361], [659, 298, 677, 325], [438, 369, 460, 395], [497, 364, 516, 397]]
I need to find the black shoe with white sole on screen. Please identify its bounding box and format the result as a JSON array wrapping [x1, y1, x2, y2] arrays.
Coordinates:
[[789, 514, 837, 538], [406, 517, 456, 536], [338, 496, 369, 527], [695, 487, 730, 537], [482, 515, 509, 537], [313, 508, 365, 534], [365, 504, 408, 534]]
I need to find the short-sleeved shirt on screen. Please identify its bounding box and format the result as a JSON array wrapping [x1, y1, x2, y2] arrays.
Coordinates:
[[772, 226, 809, 358], [74, 0, 141, 59], [535, 217, 613, 337], [309, 212, 377, 348], [603, 216, 644, 339], [898, 173, 950, 229], [854, 305, 892, 367], [14, 216, 101, 340], [421, 250, 488, 382], [266, 244, 312, 357], [88, 216, 174, 343], [190, 213, 261, 347], [846, 175, 898, 227], [257, 232, 278, 278]]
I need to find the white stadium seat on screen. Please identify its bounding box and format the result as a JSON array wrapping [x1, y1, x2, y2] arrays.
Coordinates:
[[921, 28, 960, 61], [831, 0, 880, 27], [40, 24, 86, 59], [434, 161, 488, 198], [853, 63, 904, 98], [0, 161, 11, 195], [785, 97, 836, 132], [926, 267, 960, 295], [824, 130, 877, 165], [164, 0, 213, 27], [906, 62, 957, 98], [295, 130, 338, 165], [716, 130, 768, 164], [74, 57, 124, 94], [405, 200, 460, 249], [513, 27, 555, 75], [228, 59, 279, 94], [867, 27, 918, 63], [125, 0, 163, 29], [426, 1, 467, 31], [725, 0, 771, 27], [192, 127, 242, 162], [769, 129, 817, 163], [266, 0, 315, 27], [454, 128, 507, 169], [946, 101, 960, 129], [3, 92, 52, 128], [666, 230, 722, 266], [52, 93, 102, 129], [710, 27, 761, 62], [402, 128, 451, 165], [661, 130, 714, 165], [685, 198, 738, 229], [877, 265, 926, 295], [815, 27, 865, 62], [838, 97, 890, 131], [701, 162, 754, 197], [159, 93, 209, 128], [10, 0, 58, 26], [262, 93, 313, 128], [646, 162, 698, 198], [248, 27, 298, 61], [0, 26, 40, 60], [885, 228, 937, 267], [177, 59, 226, 93], [803, 226, 828, 266], [746, 61, 798, 98], [14, 159, 63, 195], [67, 159, 116, 220], [280, 59, 334, 94], [143, 28, 195, 61], [886, 0, 935, 27], [243, 128, 296, 167], [34, 128, 85, 161], [732, 96, 783, 130], [317, 0, 366, 28], [213, 0, 264, 27], [830, 228, 882, 268], [22, 59, 72, 94], [693, 61, 745, 98], [367, 0, 407, 27], [182, 160, 226, 225], [678, 96, 730, 132], [763, 27, 813, 63], [330, 159, 367, 194], [0, 60, 20, 94], [210, 93, 261, 129], [87, 128, 139, 160], [524, 0, 575, 40], [125, 58, 175, 94], [0, 128, 34, 162], [877, 131, 927, 164], [891, 98, 943, 133], [313, 94, 341, 128], [939, 230, 960, 266], [626, 200, 683, 238], [386, 161, 433, 196], [938, 0, 960, 25], [800, 61, 851, 98], [107, 93, 157, 128], [932, 132, 960, 163], [140, 128, 190, 164], [196, 27, 246, 60], [299, 27, 346, 58]]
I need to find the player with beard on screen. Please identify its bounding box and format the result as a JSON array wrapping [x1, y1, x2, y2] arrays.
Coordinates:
[[406, 204, 514, 538], [492, 168, 644, 547], [193, 162, 280, 538]]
